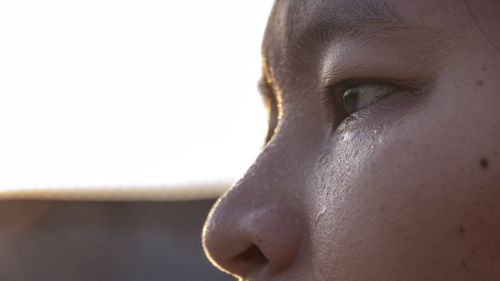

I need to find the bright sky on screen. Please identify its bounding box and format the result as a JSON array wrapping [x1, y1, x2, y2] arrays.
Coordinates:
[[0, 1, 273, 190]]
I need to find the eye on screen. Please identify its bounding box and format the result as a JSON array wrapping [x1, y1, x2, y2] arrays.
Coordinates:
[[321, 79, 413, 128], [342, 82, 397, 114]]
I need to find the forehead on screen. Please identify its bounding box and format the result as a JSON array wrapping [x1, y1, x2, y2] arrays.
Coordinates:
[[263, 1, 394, 54], [262, 0, 455, 72], [262, 0, 400, 83], [266, 0, 397, 36]]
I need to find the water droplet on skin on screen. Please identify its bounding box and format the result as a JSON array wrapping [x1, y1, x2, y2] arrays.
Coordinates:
[[342, 131, 353, 141], [315, 205, 327, 222], [377, 135, 384, 144], [336, 122, 347, 132]]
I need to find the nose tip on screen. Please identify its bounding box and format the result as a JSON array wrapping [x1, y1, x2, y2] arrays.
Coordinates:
[[203, 191, 302, 278]]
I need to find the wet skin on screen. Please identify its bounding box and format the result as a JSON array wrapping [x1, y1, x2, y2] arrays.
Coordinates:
[[203, 0, 500, 280]]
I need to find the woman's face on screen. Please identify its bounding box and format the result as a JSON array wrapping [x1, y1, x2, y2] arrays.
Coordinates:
[[203, 0, 500, 280]]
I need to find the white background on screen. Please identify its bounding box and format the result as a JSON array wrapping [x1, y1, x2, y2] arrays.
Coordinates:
[[0, 1, 273, 190]]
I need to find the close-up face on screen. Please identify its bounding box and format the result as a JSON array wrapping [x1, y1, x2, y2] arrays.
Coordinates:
[[203, 0, 500, 280]]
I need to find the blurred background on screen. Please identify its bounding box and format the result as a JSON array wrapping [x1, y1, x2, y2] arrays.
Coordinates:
[[0, 0, 274, 280]]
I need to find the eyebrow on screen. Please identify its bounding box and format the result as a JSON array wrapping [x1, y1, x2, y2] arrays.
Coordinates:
[[285, 0, 405, 56]]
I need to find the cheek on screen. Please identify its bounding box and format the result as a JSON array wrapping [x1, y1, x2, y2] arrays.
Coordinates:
[[308, 84, 500, 280]]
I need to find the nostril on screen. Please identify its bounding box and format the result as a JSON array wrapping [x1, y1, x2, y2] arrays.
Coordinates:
[[227, 244, 269, 277], [232, 244, 269, 268], [203, 195, 302, 278]]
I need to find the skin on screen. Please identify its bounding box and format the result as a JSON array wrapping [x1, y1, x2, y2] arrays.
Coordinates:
[[202, 0, 500, 280]]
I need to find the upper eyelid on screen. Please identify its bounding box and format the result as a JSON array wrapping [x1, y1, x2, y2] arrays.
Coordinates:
[[323, 78, 398, 92], [322, 78, 429, 99], [321, 79, 388, 108]]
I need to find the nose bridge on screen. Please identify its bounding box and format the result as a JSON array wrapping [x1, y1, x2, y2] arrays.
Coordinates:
[[239, 143, 298, 201], [202, 143, 304, 278]]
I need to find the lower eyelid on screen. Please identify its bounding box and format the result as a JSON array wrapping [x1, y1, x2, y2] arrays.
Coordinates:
[[360, 86, 429, 118], [337, 83, 430, 130]]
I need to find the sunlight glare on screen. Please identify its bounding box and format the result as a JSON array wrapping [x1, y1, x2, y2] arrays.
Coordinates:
[[0, 0, 273, 191]]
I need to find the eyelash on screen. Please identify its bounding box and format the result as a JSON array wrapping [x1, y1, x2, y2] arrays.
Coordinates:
[[321, 79, 412, 128]]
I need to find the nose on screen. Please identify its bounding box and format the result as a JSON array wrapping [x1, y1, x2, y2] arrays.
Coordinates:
[[202, 166, 303, 278]]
